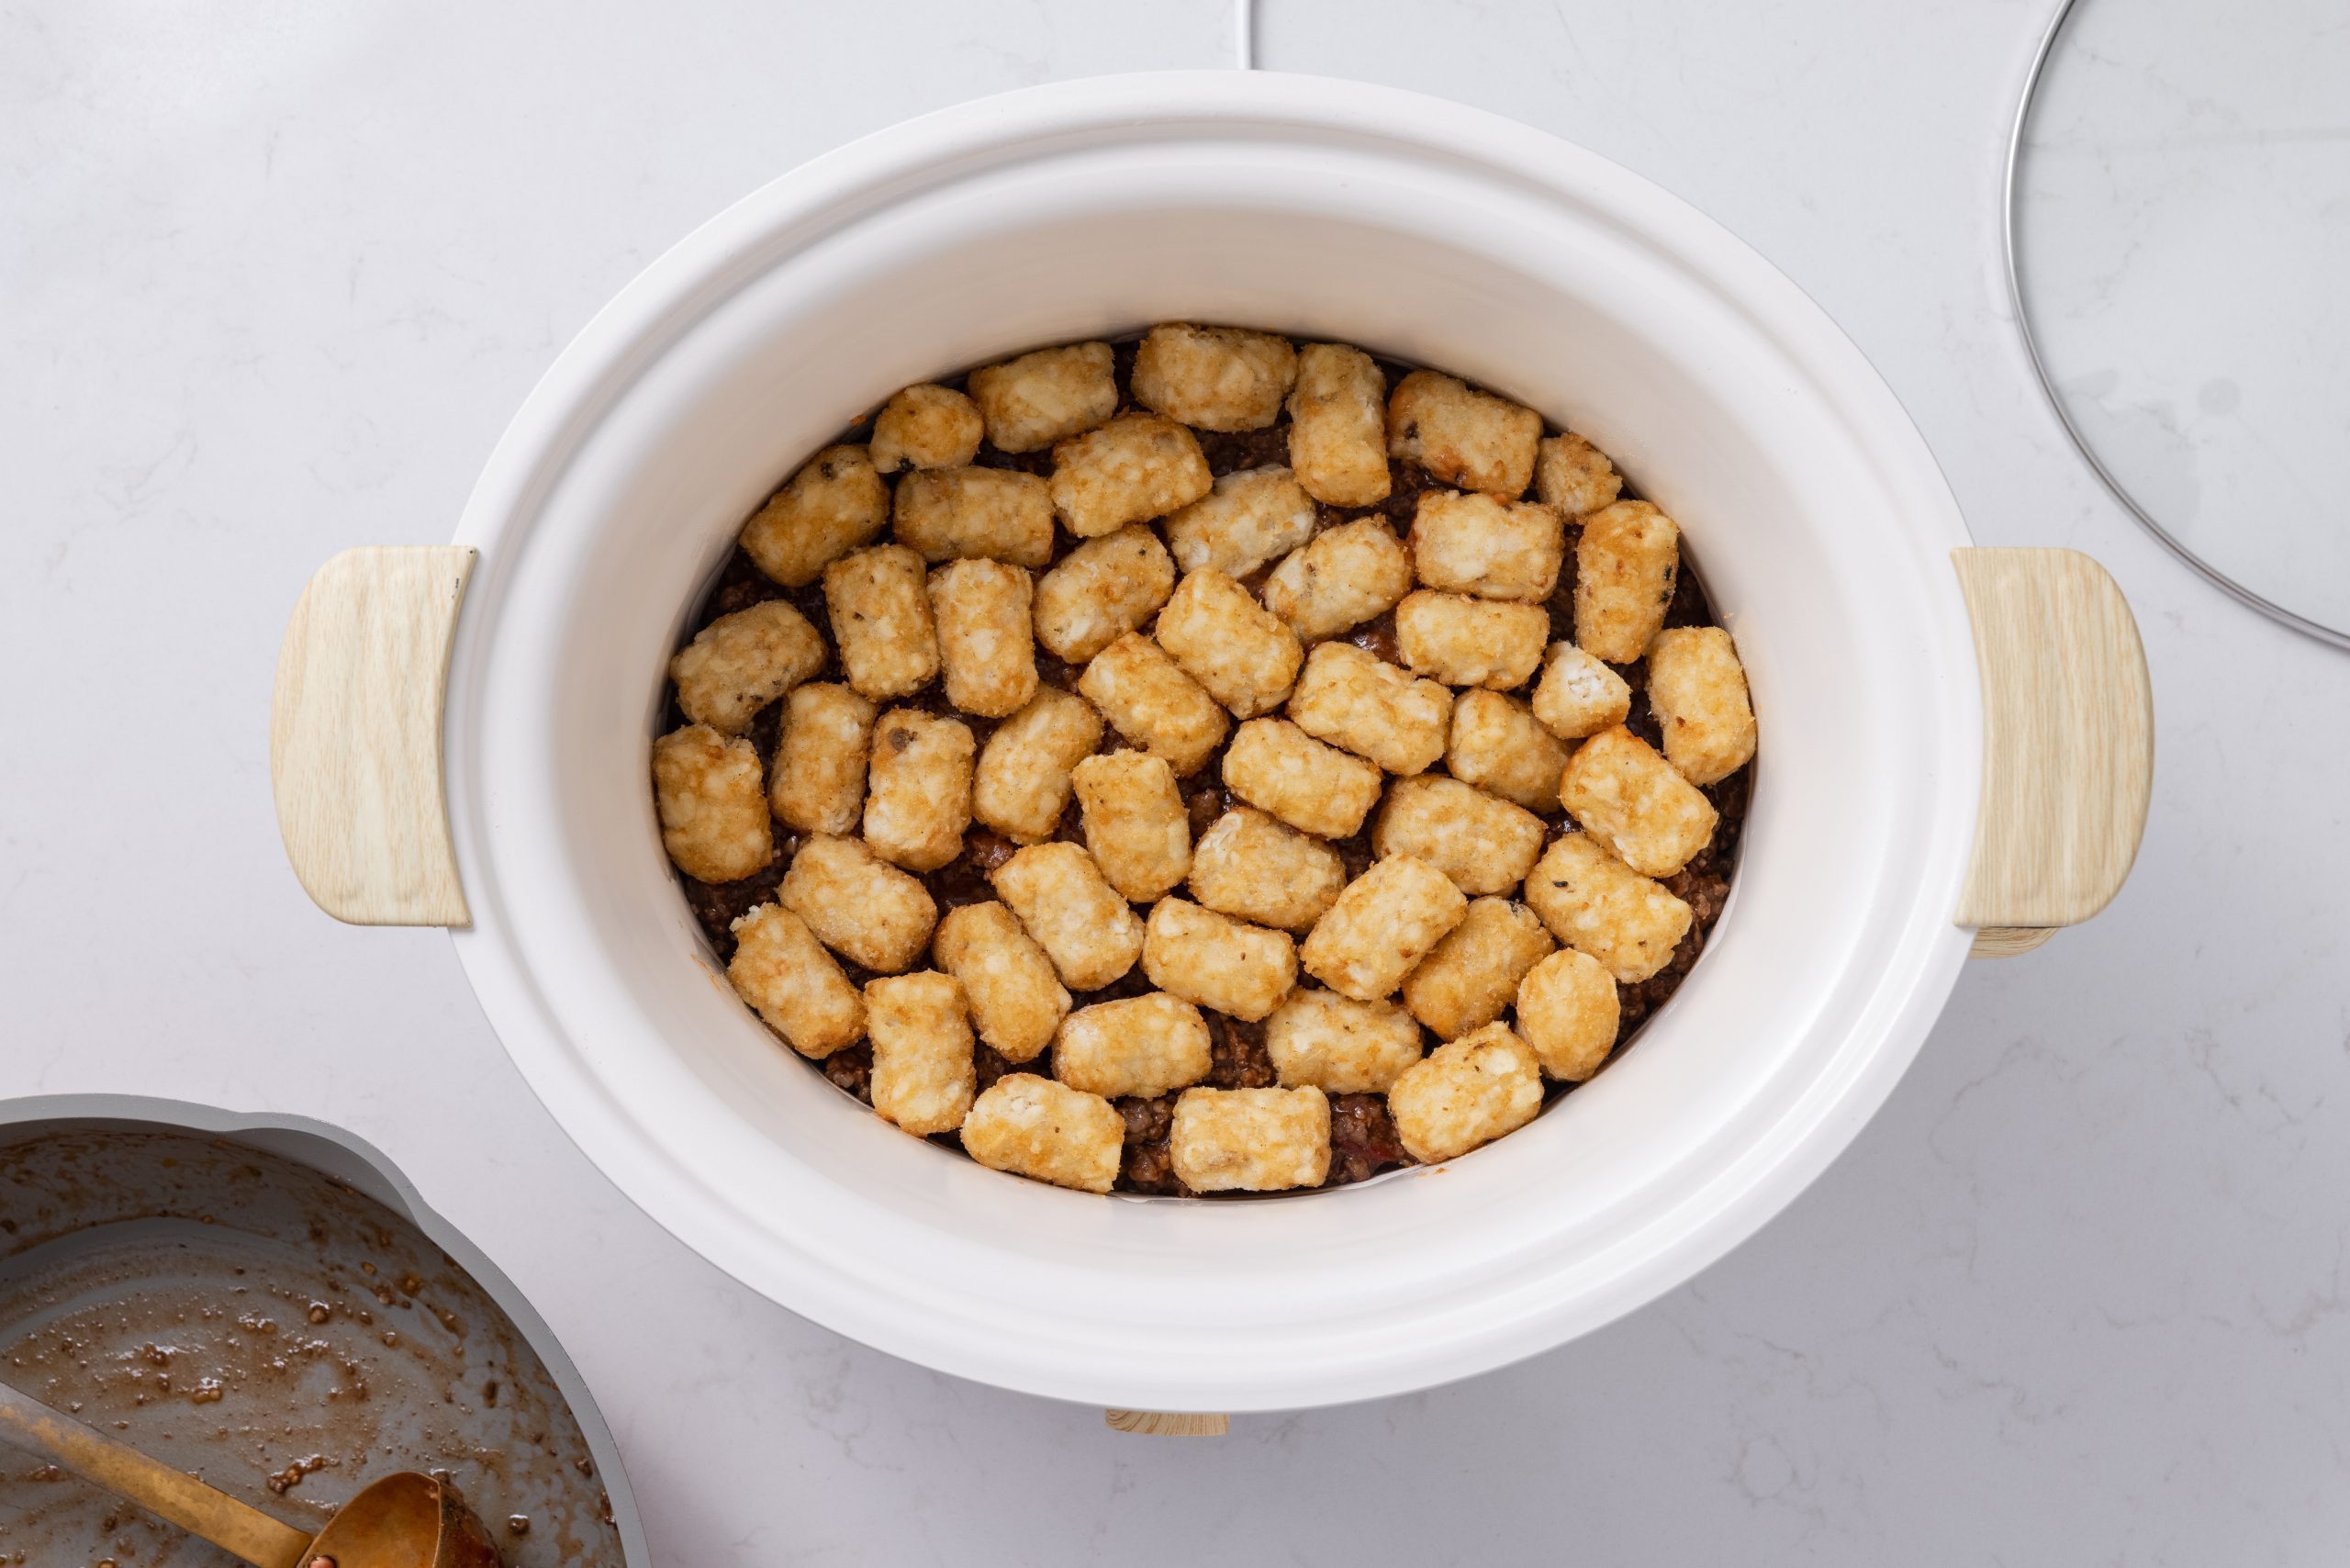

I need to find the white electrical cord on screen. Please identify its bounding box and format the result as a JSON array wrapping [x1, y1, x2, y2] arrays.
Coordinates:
[[1235, 0, 1256, 69]]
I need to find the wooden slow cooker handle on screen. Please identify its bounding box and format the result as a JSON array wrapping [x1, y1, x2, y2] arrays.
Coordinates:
[[271, 545, 476, 926], [1951, 547, 2153, 958]]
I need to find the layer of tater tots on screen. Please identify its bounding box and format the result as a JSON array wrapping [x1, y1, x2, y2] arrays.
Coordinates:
[[933, 901, 1069, 1063], [1048, 413, 1213, 538], [1574, 499, 1681, 663], [961, 1074, 1124, 1193], [967, 342, 1116, 454], [1163, 466, 1318, 579], [990, 842, 1145, 991], [768, 683, 875, 834], [669, 599, 824, 734], [1386, 1022, 1543, 1163], [1534, 431, 1622, 516], [1264, 987, 1425, 1093], [870, 383, 982, 474], [927, 558, 1037, 719], [1285, 342, 1392, 507], [1133, 325, 1298, 432], [1186, 807, 1347, 933], [1645, 626, 1757, 786], [1301, 855, 1470, 1002], [728, 902, 864, 1058], [1372, 774, 1548, 896], [861, 709, 974, 873], [1071, 751, 1192, 902], [1260, 517, 1414, 643], [1142, 898, 1298, 1023], [654, 724, 772, 883], [1031, 526, 1175, 663], [1446, 689, 1570, 813], [1170, 1086, 1330, 1193], [1516, 946, 1620, 1081], [823, 544, 940, 700], [1077, 633, 1229, 776], [1285, 640, 1452, 776], [1521, 832, 1692, 984], [1393, 590, 1548, 689], [972, 687, 1102, 842], [1153, 568, 1304, 720], [1386, 370, 1542, 498], [778, 834, 939, 974], [740, 444, 888, 588], [865, 971, 975, 1137], [1220, 718, 1385, 840], [892, 466, 1055, 568], [1407, 490, 1564, 602], [1053, 992, 1213, 1100], [1556, 725, 1718, 878], [1531, 641, 1632, 740], [1400, 896, 1554, 1041]]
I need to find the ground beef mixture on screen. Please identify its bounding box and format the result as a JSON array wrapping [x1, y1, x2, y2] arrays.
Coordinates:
[[666, 342, 1747, 1197]]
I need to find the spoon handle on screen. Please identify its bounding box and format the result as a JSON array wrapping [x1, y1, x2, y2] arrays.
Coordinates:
[[0, 1377, 314, 1568]]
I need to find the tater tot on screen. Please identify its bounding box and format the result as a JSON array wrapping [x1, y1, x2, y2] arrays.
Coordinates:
[[823, 544, 940, 700], [1071, 751, 1192, 902], [1556, 725, 1718, 878], [1170, 1086, 1330, 1193], [892, 466, 1055, 569], [1031, 526, 1177, 663], [778, 834, 939, 974], [1407, 489, 1565, 601], [727, 902, 864, 1058], [1152, 568, 1304, 719], [1446, 689, 1570, 813], [1260, 517, 1414, 643], [739, 444, 888, 588], [1534, 431, 1622, 516], [1142, 898, 1298, 1022], [1133, 323, 1298, 431], [927, 558, 1038, 718], [1163, 466, 1319, 579], [1300, 855, 1470, 1002], [1077, 633, 1228, 776], [1220, 718, 1384, 840], [1574, 499, 1681, 663], [1399, 896, 1554, 1040], [961, 1074, 1124, 1193], [1521, 832, 1692, 984], [1386, 1023, 1543, 1163], [861, 709, 975, 872], [1264, 987, 1424, 1093], [768, 683, 876, 835], [1393, 590, 1549, 689], [967, 342, 1117, 454], [933, 901, 1069, 1063], [990, 842, 1145, 991], [1052, 992, 1213, 1099], [654, 723, 773, 883], [869, 383, 983, 473], [1371, 775, 1548, 896], [1186, 807, 1347, 933], [1285, 342, 1391, 507], [1530, 641, 1633, 741], [1386, 370, 1542, 498], [971, 687, 1102, 843], [668, 599, 824, 735], [1645, 626, 1757, 785], [1516, 946, 1620, 1081], [865, 972, 974, 1137], [1284, 640, 1452, 776], [1048, 414, 1213, 537]]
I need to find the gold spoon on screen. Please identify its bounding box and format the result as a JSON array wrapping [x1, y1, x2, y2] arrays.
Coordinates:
[[0, 1377, 500, 1568]]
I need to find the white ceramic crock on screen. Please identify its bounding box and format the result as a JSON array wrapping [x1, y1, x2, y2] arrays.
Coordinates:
[[270, 73, 2151, 1414]]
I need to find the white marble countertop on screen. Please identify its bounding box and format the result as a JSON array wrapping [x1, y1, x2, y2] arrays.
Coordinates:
[[6, 0, 2347, 1561]]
